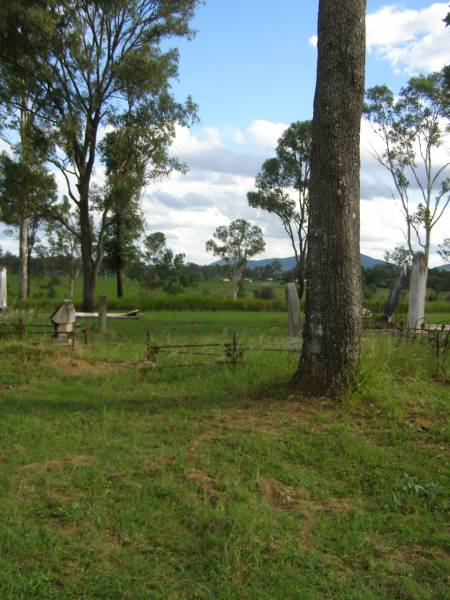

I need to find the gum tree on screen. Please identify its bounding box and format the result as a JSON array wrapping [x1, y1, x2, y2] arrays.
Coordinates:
[[295, 0, 367, 395], [247, 120, 311, 298], [206, 219, 265, 300], [1, 0, 199, 310], [365, 73, 450, 324]]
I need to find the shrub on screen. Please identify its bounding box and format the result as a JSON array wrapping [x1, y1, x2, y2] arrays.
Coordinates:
[[254, 286, 277, 300]]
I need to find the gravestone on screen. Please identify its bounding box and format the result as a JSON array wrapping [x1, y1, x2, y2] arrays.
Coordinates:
[[51, 300, 76, 344], [286, 282, 301, 338], [98, 296, 107, 333], [408, 251, 427, 329], [0, 267, 6, 311]]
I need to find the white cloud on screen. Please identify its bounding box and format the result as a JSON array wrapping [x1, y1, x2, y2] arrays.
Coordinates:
[[367, 2, 450, 73], [308, 2, 450, 74], [170, 125, 223, 156], [308, 35, 318, 48], [248, 119, 288, 149], [233, 129, 246, 144]]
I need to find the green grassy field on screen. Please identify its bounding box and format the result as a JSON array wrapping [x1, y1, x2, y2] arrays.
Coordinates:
[[5, 274, 450, 319], [0, 312, 449, 599]]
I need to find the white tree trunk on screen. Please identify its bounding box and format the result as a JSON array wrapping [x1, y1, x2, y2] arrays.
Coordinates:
[[408, 251, 427, 329], [19, 216, 29, 300]]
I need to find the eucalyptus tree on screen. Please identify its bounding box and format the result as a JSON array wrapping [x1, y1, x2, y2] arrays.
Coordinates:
[[206, 219, 265, 300], [0, 147, 56, 299], [248, 120, 311, 298], [295, 0, 367, 395], [365, 72, 450, 324], [37, 200, 81, 298], [439, 238, 450, 263], [0, 0, 199, 309], [0, 0, 57, 299]]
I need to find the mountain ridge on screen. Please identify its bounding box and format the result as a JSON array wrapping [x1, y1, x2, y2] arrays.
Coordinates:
[[212, 254, 384, 271]]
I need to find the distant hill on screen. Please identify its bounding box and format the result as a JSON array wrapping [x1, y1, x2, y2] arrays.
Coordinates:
[[433, 263, 450, 271], [213, 254, 384, 271]]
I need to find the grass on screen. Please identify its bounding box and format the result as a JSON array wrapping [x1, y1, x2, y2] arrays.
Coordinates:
[[0, 311, 449, 599], [5, 273, 450, 316]]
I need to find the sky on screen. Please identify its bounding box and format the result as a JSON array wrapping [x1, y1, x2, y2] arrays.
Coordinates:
[[1, 0, 450, 266]]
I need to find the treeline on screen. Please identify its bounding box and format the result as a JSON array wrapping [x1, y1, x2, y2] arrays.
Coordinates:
[[362, 264, 450, 295], [2, 244, 450, 296]]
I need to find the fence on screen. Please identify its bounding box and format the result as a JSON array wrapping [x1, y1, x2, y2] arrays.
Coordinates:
[[142, 330, 300, 369], [0, 319, 89, 347], [396, 322, 450, 364]]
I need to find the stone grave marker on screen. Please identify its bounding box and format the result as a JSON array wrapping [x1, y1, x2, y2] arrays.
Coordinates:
[[0, 267, 6, 311], [51, 300, 76, 344], [286, 282, 301, 338]]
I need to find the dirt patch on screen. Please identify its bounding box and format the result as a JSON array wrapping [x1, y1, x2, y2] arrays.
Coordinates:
[[407, 414, 438, 431], [185, 469, 220, 505], [258, 478, 353, 515], [17, 455, 93, 475], [51, 354, 119, 375], [144, 455, 173, 472]]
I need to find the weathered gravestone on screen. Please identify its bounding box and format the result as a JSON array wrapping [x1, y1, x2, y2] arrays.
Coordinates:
[[408, 251, 427, 329], [51, 300, 76, 344], [98, 296, 107, 333], [286, 282, 301, 338], [0, 267, 6, 311]]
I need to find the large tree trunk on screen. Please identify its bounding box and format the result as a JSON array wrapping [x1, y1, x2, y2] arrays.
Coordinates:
[[79, 183, 96, 311], [18, 215, 29, 300], [117, 268, 124, 298], [294, 0, 366, 395], [408, 251, 427, 329]]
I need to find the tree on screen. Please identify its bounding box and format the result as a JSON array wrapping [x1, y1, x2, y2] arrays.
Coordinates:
[[382, 246, 410, 322], [143, 232, 190, 294], [365, 73, 450, 324], [1, 0, 199, 310], [295, 0, 366, 395], [206, 219, 265, 300], [0, 148, 56, 299], [439, 238, 450, 263], [248, 120, 311, 298], [36, 201, 81, 298]]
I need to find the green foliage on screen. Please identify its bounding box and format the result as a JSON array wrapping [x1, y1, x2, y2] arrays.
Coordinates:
[[206, 219, 265, 298], [143, 232, 192, 294], [253, 286, 277, 300], [365, 73, 449, 261], [247, 120, 311, 296], [0, 0, 200, 306]]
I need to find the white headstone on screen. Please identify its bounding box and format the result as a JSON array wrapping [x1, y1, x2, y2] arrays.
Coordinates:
[[286, 282, 301, 338], [51, 300, 76, 344], [0, 267, 6, 311], [408, 251, 427, 329]]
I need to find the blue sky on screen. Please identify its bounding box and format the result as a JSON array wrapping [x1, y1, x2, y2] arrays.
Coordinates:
[[170, 0, 445, 141], [147, 0, 450, 265], [1, 1, 449, 266]]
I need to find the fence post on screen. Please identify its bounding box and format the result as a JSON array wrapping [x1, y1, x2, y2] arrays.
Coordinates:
[[17, 319, 24, 340]]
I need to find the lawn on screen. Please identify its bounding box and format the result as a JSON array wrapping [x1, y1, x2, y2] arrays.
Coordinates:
[[5, 274, 450, 319], [0, 312, 449, 599]]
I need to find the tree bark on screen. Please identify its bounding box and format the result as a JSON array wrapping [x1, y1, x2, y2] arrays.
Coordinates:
[[117, 268, 124, 298], [79, 180, 96, 311], [294, 0, 366, 395], [18, 215, 29, 300], [68, 276, 75, 300]]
